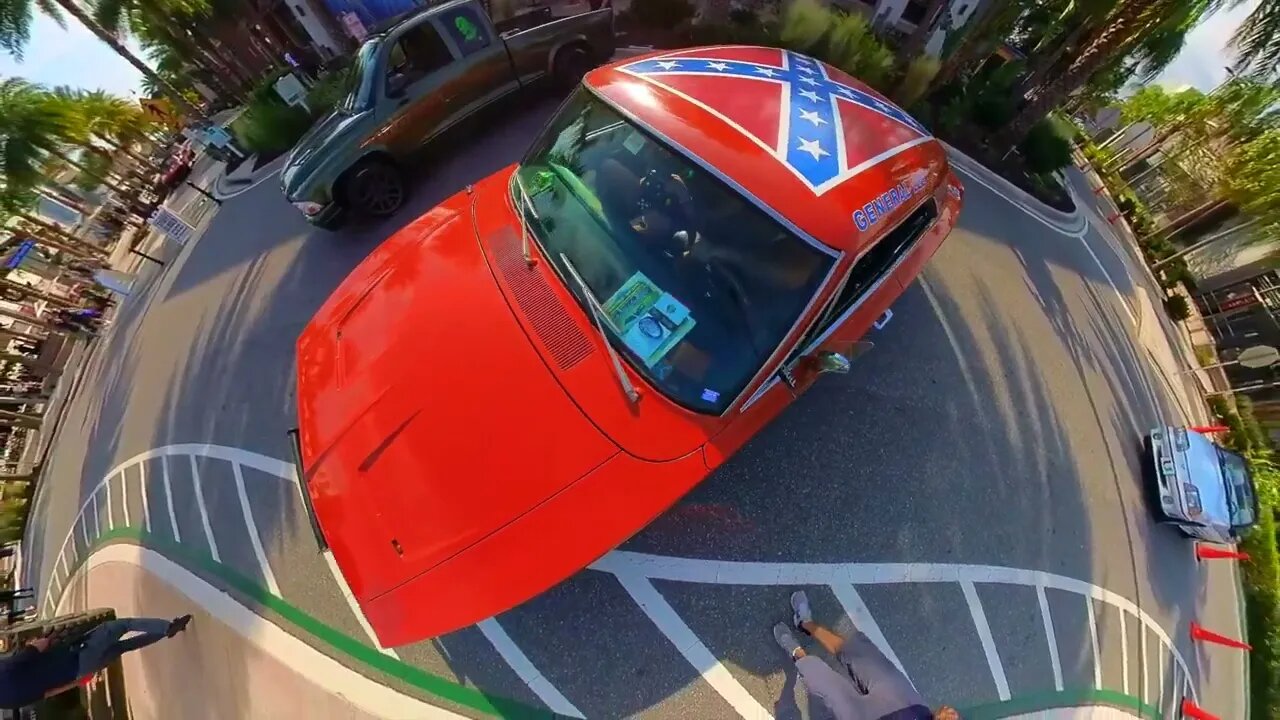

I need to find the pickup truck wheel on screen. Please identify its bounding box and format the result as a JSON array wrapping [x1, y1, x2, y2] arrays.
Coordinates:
[[553, 46, 593, 89], [345, 159, 406, 218]]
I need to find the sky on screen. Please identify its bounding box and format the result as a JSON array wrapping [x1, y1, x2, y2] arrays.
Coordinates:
[[0, 12, 147, 98], [1154, 0, 1262, 91], [0, 0, 1264, 99]]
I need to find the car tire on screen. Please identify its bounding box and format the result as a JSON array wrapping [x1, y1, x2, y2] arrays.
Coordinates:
[[343, 158, 406, 218], [553, 45, 593, 89]]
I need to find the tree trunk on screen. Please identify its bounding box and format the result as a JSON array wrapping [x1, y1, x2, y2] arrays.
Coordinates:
[[0, 306, 57, 333], [897, 0, 950, 65], [48, 148, 128, 195], [0, 279, 79, 309], [1019, 21, 1095, 99], [0, 410, 42, 430], [96, 136, 162, 173], [1006, 1, 1167, 143], [16, 214, 106, 258], [49, 0, 205, 120]]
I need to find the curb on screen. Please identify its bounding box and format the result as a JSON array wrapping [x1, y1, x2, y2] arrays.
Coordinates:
[[212, 155, 286, 200], [941, 141, 1085, 232]]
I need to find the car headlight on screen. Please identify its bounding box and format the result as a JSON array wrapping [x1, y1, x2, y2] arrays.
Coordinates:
[[292, 201, 325, 217]]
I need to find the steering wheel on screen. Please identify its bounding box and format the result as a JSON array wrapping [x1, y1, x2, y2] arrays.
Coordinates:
[[635, 169, 698, 254]]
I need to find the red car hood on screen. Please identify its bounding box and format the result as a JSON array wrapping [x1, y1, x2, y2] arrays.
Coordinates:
[[296, 193, 619, 602]]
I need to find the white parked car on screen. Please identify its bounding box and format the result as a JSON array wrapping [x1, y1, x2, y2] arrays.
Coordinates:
[[1146, 426, 1258, 542]]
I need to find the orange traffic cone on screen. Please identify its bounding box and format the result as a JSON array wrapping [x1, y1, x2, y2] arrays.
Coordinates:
[[1188, 425, 1230, 434], [1107, 211, 1122, 223], [1181, 697, 1221, 719], [1195, 543, 1249, 562], [1190, 622, 1252, 650]]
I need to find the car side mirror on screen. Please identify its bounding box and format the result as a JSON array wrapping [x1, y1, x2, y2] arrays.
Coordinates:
[[815, 340, 875, 375], [386, 73, 409, 98]]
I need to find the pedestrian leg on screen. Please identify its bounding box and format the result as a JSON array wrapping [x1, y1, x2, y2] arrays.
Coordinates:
[[74, 618, 173, 676]]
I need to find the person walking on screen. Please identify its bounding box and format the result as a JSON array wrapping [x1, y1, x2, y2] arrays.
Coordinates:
[[0, 614, 192, 709], [772, 591, 958, 720]]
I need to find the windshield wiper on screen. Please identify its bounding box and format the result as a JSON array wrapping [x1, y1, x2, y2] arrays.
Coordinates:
[[559, 252, 640, 404], [512, 173, 539, 267]]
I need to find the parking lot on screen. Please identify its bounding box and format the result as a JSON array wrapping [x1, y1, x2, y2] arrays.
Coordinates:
[[22, 92, 1246, 718]]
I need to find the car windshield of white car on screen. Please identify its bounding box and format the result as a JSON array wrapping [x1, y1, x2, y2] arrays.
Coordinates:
[[513, 88, 835, 414], [1218, 449, 1256, 527]]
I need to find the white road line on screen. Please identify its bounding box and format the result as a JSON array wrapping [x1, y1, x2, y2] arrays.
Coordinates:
[[616, 571, 772, 719], [91, 491, 100, 538], [1075, 231, 1138, 326], [478, 618, 585, 719], [119, 470, 131, 527], [592, 550, 1196, 702], [161, 456, 181, 543], [58, 543, 471, 720], [230, 462, 280, 595], [321, 550, 400, 660], [1141, 625, 1149, 704], [79, 515, 89, 549], [830, 584, 912, 684], [188, 455, 220, 562], [104, 478, 114, 531], [1036, 584, 1064, 691], [58, 552, 68, 580], [961, 580, 1010, 701], [138, 461, 151, 533], [1159, 646, 1166, 714], [1120, 610, 1130, 694], [1087, 597, 1102, 689], [948, 156, 1087, 237]]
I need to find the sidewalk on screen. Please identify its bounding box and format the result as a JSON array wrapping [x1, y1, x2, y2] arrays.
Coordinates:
[[56, 543, 467, 719], [1070, 157, 1218, 425]]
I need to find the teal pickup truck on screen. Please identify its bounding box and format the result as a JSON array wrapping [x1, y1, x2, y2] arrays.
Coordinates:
[[282, 0, 614, 229]]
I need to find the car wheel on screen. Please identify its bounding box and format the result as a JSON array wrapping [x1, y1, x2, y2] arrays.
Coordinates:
[[345, 159, 406, 218], [553, 46, 593, 89]]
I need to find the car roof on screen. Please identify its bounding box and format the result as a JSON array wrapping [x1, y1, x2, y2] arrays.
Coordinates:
[[585, 46, 950, 255]]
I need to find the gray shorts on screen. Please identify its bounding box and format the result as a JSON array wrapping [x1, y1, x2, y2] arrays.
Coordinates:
[[795, 632, 928, 720]]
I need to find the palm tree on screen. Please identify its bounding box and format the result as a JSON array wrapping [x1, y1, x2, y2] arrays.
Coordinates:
[[1005, 0, 1182, 142], [1228, 0, 1280, 78], [0, 0, 202, 118]]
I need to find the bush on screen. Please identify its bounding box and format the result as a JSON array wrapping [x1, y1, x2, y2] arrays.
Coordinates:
[[1240, 503, 1280, 717], [632, 0, 694, 27], [306, 68, 353, 114], [1018, 118, 1073, 174], [229, 70, 316, 155], [895, 56, 940, 107], [779, 0, 895, 91], [1164, 295, 1191, 321]]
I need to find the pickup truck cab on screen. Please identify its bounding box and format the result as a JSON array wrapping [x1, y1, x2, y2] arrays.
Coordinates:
[[281, 0, 614, 228]]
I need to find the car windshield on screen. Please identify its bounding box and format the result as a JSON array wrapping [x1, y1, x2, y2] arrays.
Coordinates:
[[512, 89, 836, 414], [1218, 449, 1257, 528], [339, 39, 382, 113]]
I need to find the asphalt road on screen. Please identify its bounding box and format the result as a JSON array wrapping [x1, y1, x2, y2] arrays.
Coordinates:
[[22, 91, 1246, 719]]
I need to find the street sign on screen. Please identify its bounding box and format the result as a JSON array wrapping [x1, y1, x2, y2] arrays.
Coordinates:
[[1237, 345, 1280, 369], [340, 12, 369, 40], [148, 207, 195, 245], [274, 73, 310, 112], [4, 240, 36, 270]]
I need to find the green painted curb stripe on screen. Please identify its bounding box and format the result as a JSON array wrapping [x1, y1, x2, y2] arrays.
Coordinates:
[[958, 687, 1163, 719], [65, 527, 559, 719]]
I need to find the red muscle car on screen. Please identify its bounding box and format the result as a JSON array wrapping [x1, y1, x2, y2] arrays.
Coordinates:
[[294, 45, 964, 647]]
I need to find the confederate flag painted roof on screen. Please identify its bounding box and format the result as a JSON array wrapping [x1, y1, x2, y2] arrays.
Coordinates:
[[586, 45, 949, 254]]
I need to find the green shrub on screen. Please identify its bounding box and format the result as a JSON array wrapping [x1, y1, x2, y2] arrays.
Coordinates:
[[1164, 295, 1191, 321], [1240, 500, 1280, 717], [895, 55, 940, 107], [633, 0, 694, 27], [778, 0, 894, 91], [1018, 118, 1073, 174], [306, 69, 353, 114], [229, 69, 317, 155]]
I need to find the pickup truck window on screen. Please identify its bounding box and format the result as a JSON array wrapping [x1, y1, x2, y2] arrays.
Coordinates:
[[386, 23, 454, 91], [514, 89, 835, 415], [439, 6, 492, 55]]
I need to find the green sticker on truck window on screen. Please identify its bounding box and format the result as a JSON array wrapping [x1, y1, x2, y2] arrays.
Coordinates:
[[603, 272, 696, 368]]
